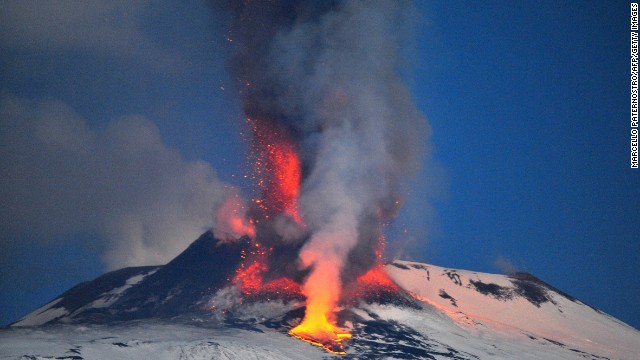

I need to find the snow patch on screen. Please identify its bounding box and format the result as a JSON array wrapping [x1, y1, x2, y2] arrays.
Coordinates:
[[12, 298, 67, 327], [72, 269, 158, 316], [384, 260, 640, 359], [0, 323, 327, 360]]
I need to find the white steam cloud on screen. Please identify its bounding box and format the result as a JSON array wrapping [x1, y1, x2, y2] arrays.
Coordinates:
[[0, 96, 231, 269]]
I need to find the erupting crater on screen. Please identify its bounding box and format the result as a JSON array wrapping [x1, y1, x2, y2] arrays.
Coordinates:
[[217, 115, 414, 355], [213, 1, 435, 355], [227, 238, 409, 354]]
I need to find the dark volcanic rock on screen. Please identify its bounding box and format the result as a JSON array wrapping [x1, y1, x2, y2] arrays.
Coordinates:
[[16, 231, 250, 325], [469, 279, 513, 301], [112, 231, 250, 318]]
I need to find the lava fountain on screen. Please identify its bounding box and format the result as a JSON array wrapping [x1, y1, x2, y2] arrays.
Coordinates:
[[215, 0, 429, 355], [247, 117, 302, 225], [247, 116, 352, 352]]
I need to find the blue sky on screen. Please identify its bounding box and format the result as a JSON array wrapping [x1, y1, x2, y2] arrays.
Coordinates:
[[412, 1, 639, 330], [1, 0, 638, 330]]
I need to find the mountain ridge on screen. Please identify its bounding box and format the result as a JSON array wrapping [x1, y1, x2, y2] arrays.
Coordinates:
[[3, 230, 639, 359]]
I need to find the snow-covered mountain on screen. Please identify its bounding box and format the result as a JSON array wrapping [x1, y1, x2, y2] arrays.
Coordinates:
[[9, 231, 248, 326], [1, 231, 639, 359]]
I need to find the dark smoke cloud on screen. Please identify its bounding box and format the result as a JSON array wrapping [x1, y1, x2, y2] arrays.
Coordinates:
[[215, 0, 429, 284]]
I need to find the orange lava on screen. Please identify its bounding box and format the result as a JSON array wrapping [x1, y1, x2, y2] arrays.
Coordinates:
[[288, 242, 393, 355], [340, 265, 403, 305], [248, 117, 302, 224], [261, 277, 302, 298], [232, 242, 302, 301], [356, 265, 399, 290], [288, 257, 355, 354], [289, 314, 352, 355]]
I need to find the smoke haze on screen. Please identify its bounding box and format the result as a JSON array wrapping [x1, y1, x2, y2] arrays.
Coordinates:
[[0, 96, 231, 269]]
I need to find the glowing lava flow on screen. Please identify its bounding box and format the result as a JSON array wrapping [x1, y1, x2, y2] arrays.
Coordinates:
[[289, 311, 352, 355], [288, 266, 401, 354], [289, 326, 352, 355], [288, 266, 354, 354]]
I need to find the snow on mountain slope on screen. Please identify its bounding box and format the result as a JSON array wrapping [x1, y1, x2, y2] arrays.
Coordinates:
[[0, 322, 326, 360], [2, 232, 639, 359], [11, 266, 161, 327], [384, 260, 640, 359], [10, 231, 249, 326], [1, 297, 635, 360], [81, 270, 158, 309], [9, 298, 67, 327]]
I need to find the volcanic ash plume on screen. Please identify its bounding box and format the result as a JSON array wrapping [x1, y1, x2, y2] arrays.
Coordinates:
[[216, 0, 428, 352]]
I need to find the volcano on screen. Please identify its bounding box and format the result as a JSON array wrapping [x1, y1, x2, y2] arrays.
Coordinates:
[[2, 230, 639, 359]]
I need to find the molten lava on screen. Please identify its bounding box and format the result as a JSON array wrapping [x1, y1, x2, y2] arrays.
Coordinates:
[[289, 319, 352, 355], [288, 266, 402, 354], [233, 245, 267, 297], [343, 265, 403, 305], [356, 265, 399, 290], [248, 117, 302, 224], [289, 285, 352, 355], [232, 242, 302, 302]]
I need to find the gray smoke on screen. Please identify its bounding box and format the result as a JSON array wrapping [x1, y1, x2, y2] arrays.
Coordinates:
[[216, 0, 428, 286], [0, 96, 231, 269]]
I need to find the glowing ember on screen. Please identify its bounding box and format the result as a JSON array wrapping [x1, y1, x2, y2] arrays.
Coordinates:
[[232, 242, 302, 302], [248, 117, 302, 224], [356, 266, 398, 289], [233, 242, 269, 296], [260, 277, 301, 300]]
